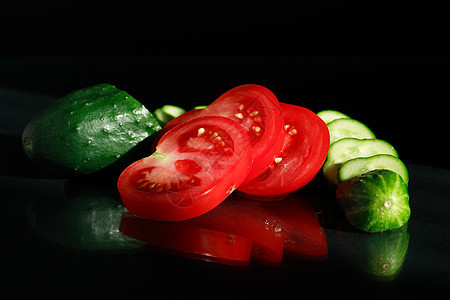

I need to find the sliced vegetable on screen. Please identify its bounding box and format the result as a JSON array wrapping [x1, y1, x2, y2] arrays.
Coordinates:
[[237, 103, 329, 199], [22, 83, 161, 175], [317, 110, 350, 124], [117, 116, 253, 222], [323, 138, 398, 185], [336, 169, 410, 233], [327, 118, 375, 144], [338, 154, 409, 185], [152, 84, 285, 185], [153, 105, 186, 126]]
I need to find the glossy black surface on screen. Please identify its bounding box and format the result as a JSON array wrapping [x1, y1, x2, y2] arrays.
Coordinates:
[[1, 162, 449, 297], [1, 86, 449, 296], [1, 4, 450, 296]]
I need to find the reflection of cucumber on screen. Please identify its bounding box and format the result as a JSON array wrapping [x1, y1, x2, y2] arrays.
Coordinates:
[[317, 110, 350, 124], [27, 179, 144, 251], [327, 118, 375, 144], [336, 169, 410, 233], [338, 154, 409, 185], [337, 224, 410, 282], [323, 138, 398, 185]]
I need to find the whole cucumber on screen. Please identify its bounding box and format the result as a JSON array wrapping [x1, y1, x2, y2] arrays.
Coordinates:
[[22, 83, 161, 175]]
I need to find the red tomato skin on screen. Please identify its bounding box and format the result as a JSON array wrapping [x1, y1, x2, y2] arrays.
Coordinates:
[[237, 103, 330, 198], [151, 85, 285, 185], [118, 116, 253, 222]]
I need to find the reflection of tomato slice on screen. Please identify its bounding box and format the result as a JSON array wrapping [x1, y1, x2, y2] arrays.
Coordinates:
[[118, 116, 253, 222], [190, 197, 285, 264], [260, 194, 328, 259], [152, 85, 285, 184], [238, 103, 329, 199], [119, 193, 328, 265], [119, 212, 252, 266]]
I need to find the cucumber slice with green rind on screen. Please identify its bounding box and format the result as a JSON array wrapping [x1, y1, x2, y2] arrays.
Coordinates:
[[317, 110, 350, 124], [323, 138, 398, 185], [338, 154, 409, 185], [162, 105, 186, 117], [336, 169, 411, 233], [153, 105, 186, 126], [328, 118, 375, 144]]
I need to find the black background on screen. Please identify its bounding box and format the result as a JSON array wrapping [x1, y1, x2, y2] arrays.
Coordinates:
[[1, 2, 449, 169], [1, 2, 449, 298]]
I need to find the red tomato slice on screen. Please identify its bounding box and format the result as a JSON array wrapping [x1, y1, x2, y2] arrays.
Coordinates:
[[237, 103, 330, 198], [152, 85, 285, 184], [151, 109, 204, 152], [117, 116, 253, 222]]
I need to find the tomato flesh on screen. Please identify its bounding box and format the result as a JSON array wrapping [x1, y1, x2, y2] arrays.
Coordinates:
[[237, 103, 330, 198], [152, 85, 285, 184], [118, 116, 253, 222]]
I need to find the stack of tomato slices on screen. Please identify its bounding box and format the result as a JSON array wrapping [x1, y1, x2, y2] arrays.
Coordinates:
[[117, 84, 330, 222]]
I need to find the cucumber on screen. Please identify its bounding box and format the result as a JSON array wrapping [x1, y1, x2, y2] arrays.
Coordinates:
[[336, 169, 411, 233], [323, 138, 398, 185], [22, 83, 161, 175], [327, 118, 375, 144], [153, 104, 186, 125], [338, 154, 409, 185], [317, 110, 350, 124], [194, 105, 208, 110]]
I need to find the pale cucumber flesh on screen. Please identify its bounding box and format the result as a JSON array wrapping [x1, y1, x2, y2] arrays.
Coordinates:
[[327, 118, 375, 144], [323, 138, 398, 185], [338, 154, 409, 185], [317, 110, 350, 124]]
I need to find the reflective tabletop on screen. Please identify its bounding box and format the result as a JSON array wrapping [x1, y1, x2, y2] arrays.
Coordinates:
[[1, 161, 448, 297]]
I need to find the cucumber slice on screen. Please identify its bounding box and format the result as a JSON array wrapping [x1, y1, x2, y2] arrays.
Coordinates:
[[336, 169, 411, 233], [153, 108, 170, 125], [338, 154, 409, 185], [162, 104, 186, 117], [194, 105, 208, 110], [327, 118, 375, 144], [323, 138, 398, 185], [153, 105, 186, 125], [317, 110, 350, 124]]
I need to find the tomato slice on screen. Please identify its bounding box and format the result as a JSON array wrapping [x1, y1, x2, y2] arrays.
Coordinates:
[[152, 85, 285, 184], [117, 116, 253, 222], [237, 103, 330, 198]]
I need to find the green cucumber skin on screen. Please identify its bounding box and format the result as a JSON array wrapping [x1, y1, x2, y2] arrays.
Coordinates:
[[22, 83, 161, 175], [336, 170, 411, 233], [338, 154, 409, 185]]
